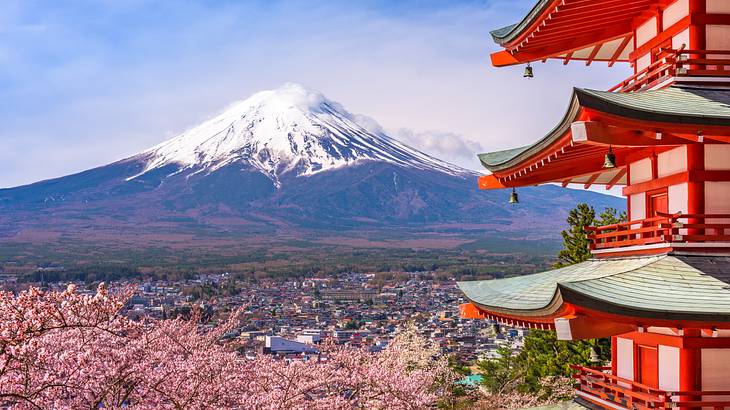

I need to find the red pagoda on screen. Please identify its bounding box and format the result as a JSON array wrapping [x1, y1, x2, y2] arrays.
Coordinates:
[[458, 1, 730, 408]]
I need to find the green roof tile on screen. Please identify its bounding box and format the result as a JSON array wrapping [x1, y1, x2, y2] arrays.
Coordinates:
[[458, 255, 730, 321]]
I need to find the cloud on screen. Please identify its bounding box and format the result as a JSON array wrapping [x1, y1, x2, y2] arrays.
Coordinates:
[[393, 128, 484, 171]]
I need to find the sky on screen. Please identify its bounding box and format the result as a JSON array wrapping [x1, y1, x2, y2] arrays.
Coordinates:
[[0, 0, 632, 189]]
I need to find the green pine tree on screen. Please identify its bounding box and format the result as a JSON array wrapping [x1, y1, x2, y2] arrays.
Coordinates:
[[554, 203, 595, 268], [554, 205, 627, 268], [597, 207, 627, 226]]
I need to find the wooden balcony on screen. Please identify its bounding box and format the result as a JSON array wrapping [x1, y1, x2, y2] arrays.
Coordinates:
[[609, 48, 730, 93], [572, 365, 730, 410], [586, 213, 730, 256]]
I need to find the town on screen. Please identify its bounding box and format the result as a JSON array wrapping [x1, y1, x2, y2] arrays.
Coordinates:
[[0, 271, 526, 367]]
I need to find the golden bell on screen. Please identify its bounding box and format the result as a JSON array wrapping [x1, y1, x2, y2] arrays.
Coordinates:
[[523, 64, 534, 78], [508, 188, 519, 204]]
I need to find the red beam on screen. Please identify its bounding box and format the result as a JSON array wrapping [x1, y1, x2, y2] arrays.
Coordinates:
[[586, 44, 602, 66], [608, 35, 633, 67], [571, 121, 692, 146], [584, 173, 601, 189]]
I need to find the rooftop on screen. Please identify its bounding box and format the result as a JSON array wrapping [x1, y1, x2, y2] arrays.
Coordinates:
[[458, 255, 730, 325]]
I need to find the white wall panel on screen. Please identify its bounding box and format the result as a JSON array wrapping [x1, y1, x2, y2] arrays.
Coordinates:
[[636, 53, 652, 71], [663, 0, 689, 28], [702, 349, 730, 403], [705, 145, 730, 170], [707, 25, 730, 50], [705, 182, 730, 234], [630, 158, 653, 184], [630, 193, 646, 221], [668, 183, 688, 215], [637, 17, 658, 47], [658, 345, 680, 391], [617, 338, 635, 381], [673, 28, 691, 49], [658, 146, 687, 178], [708, 0, 730, 13], [705, 182, 730, 214]]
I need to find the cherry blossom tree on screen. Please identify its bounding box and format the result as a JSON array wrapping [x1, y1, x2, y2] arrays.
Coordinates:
[[0, 284, 454, 409]]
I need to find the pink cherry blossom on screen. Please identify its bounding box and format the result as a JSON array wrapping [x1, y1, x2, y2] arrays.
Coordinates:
[[0, 285, 453, 409]]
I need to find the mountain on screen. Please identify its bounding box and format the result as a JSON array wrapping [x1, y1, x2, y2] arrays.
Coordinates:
[[0, 84, 622, 248]]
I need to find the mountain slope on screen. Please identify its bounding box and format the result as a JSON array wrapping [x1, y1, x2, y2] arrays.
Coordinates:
[[0, 84, 623, 245]]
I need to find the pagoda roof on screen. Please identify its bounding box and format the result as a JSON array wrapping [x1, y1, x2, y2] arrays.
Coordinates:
[[458, 255, 730, 324], [488, 0, 662, 67], [490, 0, 553, 45], [479, 86, 730, 173]]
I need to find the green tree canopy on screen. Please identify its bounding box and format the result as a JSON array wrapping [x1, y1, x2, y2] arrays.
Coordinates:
[[479, 204, 625, 398], [479, 330, 610, 395], [555, 205, 627, 268]]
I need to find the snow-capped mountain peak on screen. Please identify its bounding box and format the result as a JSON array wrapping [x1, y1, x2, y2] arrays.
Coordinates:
[[130, 83, 471, 185]]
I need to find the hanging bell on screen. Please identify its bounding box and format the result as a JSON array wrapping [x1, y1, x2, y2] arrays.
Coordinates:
[[603, 146, 616, 169], [523, 63, 534, 78], [508, 188, 519, 204]]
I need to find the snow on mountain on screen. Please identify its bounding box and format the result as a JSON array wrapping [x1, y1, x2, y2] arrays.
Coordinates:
[[128, 83, 472, 186]]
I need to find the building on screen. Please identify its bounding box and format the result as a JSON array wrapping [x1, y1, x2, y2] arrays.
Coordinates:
[[458, 1, 730, 409], [319, 288, 377, 302], [263, 336, 318, 355]]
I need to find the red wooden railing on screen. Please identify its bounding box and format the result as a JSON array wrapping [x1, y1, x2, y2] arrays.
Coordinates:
[[572, 365, 730, 409], [586, 213, 730, 251], [586, 215, 673, 250], [609, 47, 730, 93], [663, 212, 730, 243]]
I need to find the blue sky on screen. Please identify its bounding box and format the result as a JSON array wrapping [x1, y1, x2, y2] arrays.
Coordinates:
[[0, 0, 631, 188]]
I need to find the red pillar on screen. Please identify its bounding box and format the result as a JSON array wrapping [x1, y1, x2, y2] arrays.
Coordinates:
[[687, 0, 706, 238], [688, 0, 706, 49], [679, 329, 702, 410], [611, 336, 618, 376], [687, 145, 705, 236], [688, 0, 706, 71]]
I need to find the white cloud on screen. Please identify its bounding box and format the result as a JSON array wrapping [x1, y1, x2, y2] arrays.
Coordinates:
[[393, 129, 484, 171]]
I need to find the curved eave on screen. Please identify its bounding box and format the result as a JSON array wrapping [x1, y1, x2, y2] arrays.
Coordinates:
[[458, 255, 730, 327], [576, 87, 730, 127], [489, 0, 667, 67], [478, 89, 581, 173], [561, 286, 730, 324], [479, 86, 730, 174], [489, 0, 554, 45]]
